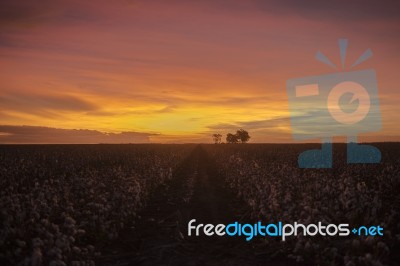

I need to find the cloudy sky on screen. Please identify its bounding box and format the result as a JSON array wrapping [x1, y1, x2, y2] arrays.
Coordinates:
[[0, 0, 399, 143]]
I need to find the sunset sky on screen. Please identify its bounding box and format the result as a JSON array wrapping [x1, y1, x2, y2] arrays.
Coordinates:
[[0, 0, 399, 143]]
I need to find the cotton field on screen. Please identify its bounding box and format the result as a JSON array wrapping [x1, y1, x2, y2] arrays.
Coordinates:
[[1, 143, 399, 265], [205, 143, 400, 265], [0, 145, 194, 265]]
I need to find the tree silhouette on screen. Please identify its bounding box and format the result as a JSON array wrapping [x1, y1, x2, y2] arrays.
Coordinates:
[[226, 133, 238, 144], [212, 133, 222, 144], [236, 129, 250, 143]]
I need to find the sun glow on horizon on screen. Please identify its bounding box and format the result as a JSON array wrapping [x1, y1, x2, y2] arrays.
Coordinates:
[[0, 1, 399, 143]]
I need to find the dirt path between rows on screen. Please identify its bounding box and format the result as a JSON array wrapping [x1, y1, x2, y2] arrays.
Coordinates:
[[96, 145, 294, 266]]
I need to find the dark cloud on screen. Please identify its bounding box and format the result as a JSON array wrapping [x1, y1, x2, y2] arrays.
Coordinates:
[[216, 96, 275, 105], [0, 1, 69, 28], [0, 93, 98, 117], [0, 0, 110, 29], [84, 110, 119, 117], [0, 1, 53, 27], [145, 0, 400, 22], [208, 116, 290, 131], [257, 0, 400, 21], [83, 105, 176, 117], [3, 0, 398, 30], [0, 125, 154, 144]]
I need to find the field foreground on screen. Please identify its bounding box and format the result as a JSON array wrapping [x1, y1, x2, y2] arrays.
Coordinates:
[[0, 144, 399, 265]]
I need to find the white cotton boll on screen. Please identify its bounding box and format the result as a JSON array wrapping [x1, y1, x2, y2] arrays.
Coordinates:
[[330, 247, 338, 256], [372, 262, 384, 266], [364, 236, 375, 246], [253, 161, 259, 168], [51, 224, 60, 233], [107, 232, 115, 240], [14, 247, 22, 256], [55, 237, 66, 249], [304, 241, 312, 251], [87, 245, 95, 252], [296, 255, 304, 262], [32, 211, 40, 220], [377, 241, 389, 256], [31, 247, 42, 266], [81, 247, 88, 254], [23, 257, 31, 266], [361, 253, 373, 265], [351, 239, 360, 250], [15, 239, 26, 248], [49, 260, 66, 266], [64, 217, 76, 228], [76, 229, 86, 235], [55, 251, 63, 260], [32, 238, 43, 248], [41, 219, 51, 229], [47, 247, 56, 257], [294, 241, 303, 253], [72, 246, 81, 254], [247, 199, 255, 207]]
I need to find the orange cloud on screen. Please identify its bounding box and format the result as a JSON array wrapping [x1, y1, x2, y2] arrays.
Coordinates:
[[0, 0, 399, 143]]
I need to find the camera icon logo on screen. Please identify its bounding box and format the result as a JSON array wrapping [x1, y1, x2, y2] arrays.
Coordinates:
[[287, 39, 382, 168]]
